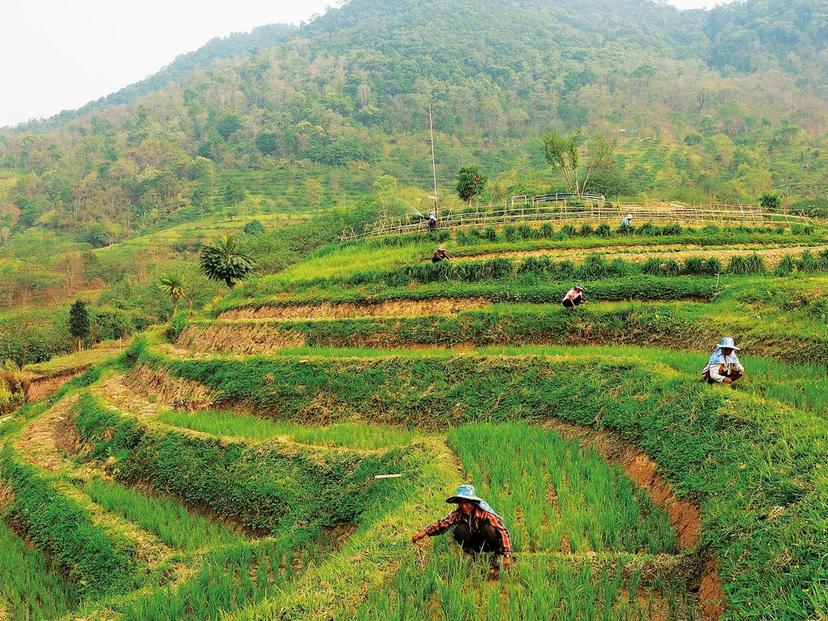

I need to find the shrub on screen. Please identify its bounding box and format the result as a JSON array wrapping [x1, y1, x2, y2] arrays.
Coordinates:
[[538, 223, 554, 239], [243, 220, 265, 236], [636, 223, 658, 236], [503, 225, 518, 242], [595, 223, 611, 238], [661, 223, 682, 236], [683, 257, 706, 275], [642, 258, 662, 275], [579, 224, 594, 236], [517, 224, 533, 240], [561, 224, 576, 237], [662, 260, 681, 276], [165, 312, 189, 342], [728, 253, 766, 274], [617, 223, 634, 236], [482, 226, 498, 242]]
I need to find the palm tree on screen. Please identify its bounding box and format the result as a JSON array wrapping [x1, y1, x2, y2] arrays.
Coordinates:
[[199, 234, 255, 288], [159, 274, 185, 315]]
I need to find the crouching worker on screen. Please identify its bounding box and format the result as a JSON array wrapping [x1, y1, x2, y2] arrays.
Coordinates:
[[561, 284, 586, 309], [702, 336, 745, 385], [411, 484, 512, 568], [432, 245, 451, 263]]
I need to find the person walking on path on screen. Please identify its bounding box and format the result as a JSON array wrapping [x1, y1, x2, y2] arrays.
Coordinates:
[[412, 484, 512, 568], [561, 284, 586, 309], [701, 336, 745, 384]]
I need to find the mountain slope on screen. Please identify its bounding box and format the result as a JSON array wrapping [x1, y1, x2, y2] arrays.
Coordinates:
[[0, 0, 825, 244]]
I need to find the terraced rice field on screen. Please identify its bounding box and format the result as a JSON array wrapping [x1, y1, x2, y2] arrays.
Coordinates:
[[1, 222, 826, 620]]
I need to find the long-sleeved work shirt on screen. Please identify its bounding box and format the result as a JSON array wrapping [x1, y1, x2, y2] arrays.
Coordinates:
[[424, 505, 512, 558]]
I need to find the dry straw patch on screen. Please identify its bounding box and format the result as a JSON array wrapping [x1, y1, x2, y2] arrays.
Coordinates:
[[457, 243, 828, 267], [177, 324, 306, 354], [219, 297, 491, 321], [13, 395, 81, 473], [122, 365, 215, 412]]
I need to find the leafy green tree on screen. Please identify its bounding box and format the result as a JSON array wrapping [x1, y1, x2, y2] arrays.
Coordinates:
[[200, 235, 255, 288], [159, 274, 185, 316], [456, 167, 487, 206], [69, 300, 90, 350], [224, 179, 245, 204], [243, 219, 265, 235], [759, 192, 781, 210], [541, 131, 612, 195], [218, 114, 243, 140], [373, 175, 398, 218]]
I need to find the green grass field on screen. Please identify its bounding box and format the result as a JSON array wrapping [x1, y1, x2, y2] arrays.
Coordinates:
[[2, 220, 827, 620]]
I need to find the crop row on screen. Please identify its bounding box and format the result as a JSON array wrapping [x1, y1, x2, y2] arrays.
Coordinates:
[[187, 300, 828, 365], [341, 222, 819, 251]]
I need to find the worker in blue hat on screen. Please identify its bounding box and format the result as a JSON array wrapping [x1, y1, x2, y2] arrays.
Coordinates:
[[701, 336, 745, 384], [412, 484, 512, 567]]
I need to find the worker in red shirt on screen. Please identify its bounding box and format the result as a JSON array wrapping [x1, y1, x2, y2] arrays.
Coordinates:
[[412, 484, 512, 568]]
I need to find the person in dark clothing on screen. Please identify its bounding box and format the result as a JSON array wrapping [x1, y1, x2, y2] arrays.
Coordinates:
[[432, 246, 450, 263], [428, 210, 437, 233], [561, 284, 586, 309], [412, 484, 512, 568]]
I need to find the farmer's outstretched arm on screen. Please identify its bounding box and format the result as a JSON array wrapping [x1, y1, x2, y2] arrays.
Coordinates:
[[412, 511, 460, 542]]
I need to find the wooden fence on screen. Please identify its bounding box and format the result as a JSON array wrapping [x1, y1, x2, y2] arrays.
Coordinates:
[[340, 197, 811, 242]]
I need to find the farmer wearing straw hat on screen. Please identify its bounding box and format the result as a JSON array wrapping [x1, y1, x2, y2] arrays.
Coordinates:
[[621, 213, 633, 227], [561, 284, 586, 309], [412, 484, 512, 568], [702, 336, 745, 384], [432, 245, 451, 263]]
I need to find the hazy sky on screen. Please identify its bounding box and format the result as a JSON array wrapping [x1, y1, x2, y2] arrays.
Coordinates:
[[1, 0, 731, 128]]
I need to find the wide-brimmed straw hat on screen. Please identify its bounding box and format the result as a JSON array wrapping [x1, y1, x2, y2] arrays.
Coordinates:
[[438, 245, 446, 251], [717, 336, 740, 351], [446, 484, 483, 504], [575, 284, 586, 292]]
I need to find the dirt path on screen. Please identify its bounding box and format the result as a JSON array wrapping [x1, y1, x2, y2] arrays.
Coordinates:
[[456, 243, 828, 267]]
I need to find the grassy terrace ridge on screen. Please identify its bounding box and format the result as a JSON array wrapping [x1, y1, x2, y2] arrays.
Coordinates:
[[255, 225, 828, 285], [133, 339, 828, 620], [181, 291, 828, 366]]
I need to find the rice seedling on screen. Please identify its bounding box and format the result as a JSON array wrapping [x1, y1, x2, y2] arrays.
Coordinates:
[[0, 521, 78, 621], [447, 423, 677, 555], [157, 409, 416, 450], [84, 477, 246, 551]]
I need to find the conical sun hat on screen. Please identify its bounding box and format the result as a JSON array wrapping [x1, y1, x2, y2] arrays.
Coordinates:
[[446, 484, 483, 504], [717, 336, 740, 351]]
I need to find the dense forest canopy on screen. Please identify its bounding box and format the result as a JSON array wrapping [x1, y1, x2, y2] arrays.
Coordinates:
[[0, 0, 825, 242]]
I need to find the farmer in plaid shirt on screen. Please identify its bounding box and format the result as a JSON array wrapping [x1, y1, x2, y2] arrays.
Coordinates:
[[412, 484, 512, 568]]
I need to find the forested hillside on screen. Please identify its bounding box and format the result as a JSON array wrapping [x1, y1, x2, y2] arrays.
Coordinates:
[[0, 0, 825, 241]]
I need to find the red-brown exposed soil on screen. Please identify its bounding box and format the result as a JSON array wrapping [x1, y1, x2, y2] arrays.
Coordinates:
[[25, 368, 86, 402]]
